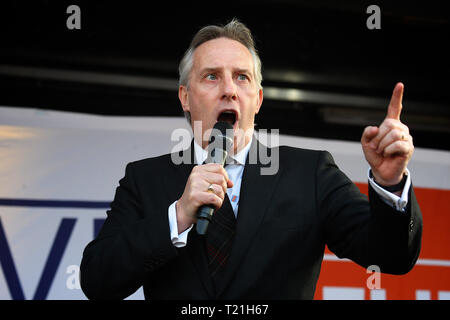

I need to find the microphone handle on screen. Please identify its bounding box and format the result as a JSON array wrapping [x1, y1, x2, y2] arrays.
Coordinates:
[[195, 148, 228, 235], [196, 205, 214, 235]]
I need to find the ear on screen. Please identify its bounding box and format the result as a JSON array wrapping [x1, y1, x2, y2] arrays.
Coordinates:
[[255, 88, 263, 114], [178, 85, 189, 112]]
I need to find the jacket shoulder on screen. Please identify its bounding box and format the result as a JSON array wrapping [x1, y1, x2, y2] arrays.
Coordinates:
[[276, 145, 331, 165], [123, 152, 178, 178]]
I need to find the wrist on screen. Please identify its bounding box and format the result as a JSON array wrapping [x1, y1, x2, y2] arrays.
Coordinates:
[[175, 201, 194, 233], [370, 170, 407, 192]]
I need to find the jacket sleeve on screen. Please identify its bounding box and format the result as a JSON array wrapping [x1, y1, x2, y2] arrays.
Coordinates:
[[317, 151, 422, 274], [80, 162, 179, 300]]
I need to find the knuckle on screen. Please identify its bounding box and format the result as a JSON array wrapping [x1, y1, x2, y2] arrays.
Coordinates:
[[392, 129, 402, 139], [382, 118, 392, 127], [190, 180, 200, 190], [198, 193, 208, 205], [213, 195, 222, 205], [384, 118, 397, 128], [400, 123, 409, 133], [188, 192, 198, 204], [212, 172, 222, 183], [190, 171, 199, 181]]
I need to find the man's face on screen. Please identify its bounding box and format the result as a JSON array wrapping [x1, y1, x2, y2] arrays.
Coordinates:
[[179, 37, 263, 151]]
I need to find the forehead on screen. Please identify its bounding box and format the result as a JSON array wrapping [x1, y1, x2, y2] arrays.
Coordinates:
[[192, 37, 254, 71]]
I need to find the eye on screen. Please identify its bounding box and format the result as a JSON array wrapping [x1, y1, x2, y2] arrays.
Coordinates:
[[237, 74, 249, 81], [205, 74, 217, 80]]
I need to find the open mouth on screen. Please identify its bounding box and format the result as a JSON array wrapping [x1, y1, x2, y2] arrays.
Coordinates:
[[217, 110, 238, 127]]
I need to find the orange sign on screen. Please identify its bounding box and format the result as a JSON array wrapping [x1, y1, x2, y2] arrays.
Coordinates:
[[315, 184, 450, 300]]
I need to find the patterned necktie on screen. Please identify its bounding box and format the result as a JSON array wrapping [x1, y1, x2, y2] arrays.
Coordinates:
[[205, 193, 236, 278]]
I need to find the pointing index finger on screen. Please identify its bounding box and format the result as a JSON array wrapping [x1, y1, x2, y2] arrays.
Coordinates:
[[386, 82, 404, 120]]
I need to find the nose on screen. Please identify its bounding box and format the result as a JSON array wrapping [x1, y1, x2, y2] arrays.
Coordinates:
[[221, 74, 237, 101]]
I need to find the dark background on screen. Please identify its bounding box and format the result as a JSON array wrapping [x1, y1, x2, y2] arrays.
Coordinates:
[[0, 0, 449, 150]]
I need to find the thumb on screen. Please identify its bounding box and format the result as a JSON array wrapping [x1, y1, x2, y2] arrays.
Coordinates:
[[361, 126, 379, 145]]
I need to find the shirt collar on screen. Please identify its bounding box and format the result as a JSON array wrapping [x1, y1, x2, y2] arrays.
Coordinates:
[[194, 136, 252, 166]]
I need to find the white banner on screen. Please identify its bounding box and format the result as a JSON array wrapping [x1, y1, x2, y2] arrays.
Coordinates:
[[0, 106, 449, 299]]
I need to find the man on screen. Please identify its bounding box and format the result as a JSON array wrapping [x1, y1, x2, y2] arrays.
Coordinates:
[[80, 19, 422, 299]]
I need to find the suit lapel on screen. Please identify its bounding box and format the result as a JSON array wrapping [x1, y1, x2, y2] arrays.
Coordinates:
[[216, 138, 282, 297], [166, 139, 281, 298]]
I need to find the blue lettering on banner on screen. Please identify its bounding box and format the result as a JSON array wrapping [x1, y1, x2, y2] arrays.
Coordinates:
[[0, 217, 76, 300], [0, 198, 110, 208], [33, 218, 76, 300], [0, 217, 25, 300], [0, 198, 109, 300]]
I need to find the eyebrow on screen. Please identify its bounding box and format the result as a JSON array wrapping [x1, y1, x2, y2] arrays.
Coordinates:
[[235, 68, 252, 75], [200, 67, 253, 76], [200, 67, 220, 75]]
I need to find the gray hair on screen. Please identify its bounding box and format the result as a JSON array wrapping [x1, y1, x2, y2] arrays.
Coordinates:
[[178, 19, 263, 123]]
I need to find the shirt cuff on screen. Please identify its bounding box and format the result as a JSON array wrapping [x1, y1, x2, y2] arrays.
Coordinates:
[[367, 168, 411, 212], [168, 201, 193, 248]]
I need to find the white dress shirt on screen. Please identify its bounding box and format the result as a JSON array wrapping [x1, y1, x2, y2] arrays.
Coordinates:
[[168, 138, 252, 247], [168, 139, 411, 248]]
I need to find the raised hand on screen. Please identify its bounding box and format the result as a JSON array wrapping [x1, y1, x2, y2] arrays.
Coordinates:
[[361, 82, 414, 186]]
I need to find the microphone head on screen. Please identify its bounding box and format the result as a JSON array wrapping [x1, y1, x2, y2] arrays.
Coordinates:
[[209, 121, 234, 151]]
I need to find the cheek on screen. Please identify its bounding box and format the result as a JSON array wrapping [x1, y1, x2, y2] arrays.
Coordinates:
[[240, 94, 261, 118], [240, 109, 257, 127], [188, 96, 216, 126], [189, 89, 215, 110]]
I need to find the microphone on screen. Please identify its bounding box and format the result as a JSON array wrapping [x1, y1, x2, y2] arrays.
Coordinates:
[[196, 121, 234, 235]]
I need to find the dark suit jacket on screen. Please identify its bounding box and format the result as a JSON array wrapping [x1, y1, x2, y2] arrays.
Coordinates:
[[80, 139, 422, 300]]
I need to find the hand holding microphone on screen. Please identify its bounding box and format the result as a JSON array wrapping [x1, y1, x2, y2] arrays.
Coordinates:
[[175, 122, 234, 235]]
